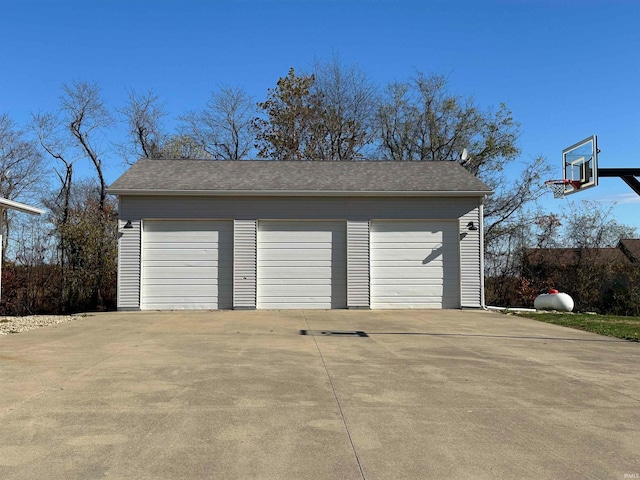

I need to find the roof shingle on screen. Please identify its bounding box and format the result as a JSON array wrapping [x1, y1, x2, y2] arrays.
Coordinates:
[[619, 239, 640, 262], [108, 159, 492, 195]]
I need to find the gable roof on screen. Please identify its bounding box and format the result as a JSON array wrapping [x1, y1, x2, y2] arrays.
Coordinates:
[[619, 239, 640, 263], [107, 159, 493, 197]]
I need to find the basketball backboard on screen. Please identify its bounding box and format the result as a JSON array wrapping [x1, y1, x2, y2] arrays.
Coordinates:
[[561, 135, 598, 195]]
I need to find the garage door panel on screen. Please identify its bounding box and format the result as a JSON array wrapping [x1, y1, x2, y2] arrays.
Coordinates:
[[371, 248, 446, 260], [371, 222, 443, 233], [371, 260, 444, 268], [260, 220, 338, 233], [371, 267, 448, 279], [144, 278, 222, 286], [144, 285, 223, 296], [260, 231, 337, 242], [371, 277, 447, 286], [261, 285, 337, 297], [256, 266, 333, 279], [372, 239, 450, 247], [259, 278, 340, 286], [143, 261, 224, 270], [142, 220, 232, 310], [144, 250, 222, 262], [258, 263, 334, 272], [144, 300, 220, 310], [144, 240, 224, 247], [259, 302, 334, 309], [372, 300, 444, 309], [371, 253, 445, 262], [372, 285, 444, 296], [257, 221, 346, 309], [143, 267, 227, 280], [259, 242, 335, 250], [143, 231, 221, 242], [371, 221, 459, 309], [258, 249, 336, 261]]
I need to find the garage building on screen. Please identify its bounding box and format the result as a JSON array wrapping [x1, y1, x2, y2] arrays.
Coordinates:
[[108, 159, 492, 310]]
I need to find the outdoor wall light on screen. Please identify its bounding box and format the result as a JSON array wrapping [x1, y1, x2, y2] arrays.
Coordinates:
[[123, 220, 133, 229], [467, 221, 478, 231]]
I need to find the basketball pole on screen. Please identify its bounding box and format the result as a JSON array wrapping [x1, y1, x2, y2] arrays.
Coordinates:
[[598, 168, 640, 196]]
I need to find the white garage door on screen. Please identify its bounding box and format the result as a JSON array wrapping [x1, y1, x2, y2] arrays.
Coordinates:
[[257, 221, 346, 309], [370, 221, 459, 309], [142, 220, 233, 310]]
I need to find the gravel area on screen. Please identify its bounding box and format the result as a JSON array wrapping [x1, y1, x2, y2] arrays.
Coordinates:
[[0, 315, 78, 336]]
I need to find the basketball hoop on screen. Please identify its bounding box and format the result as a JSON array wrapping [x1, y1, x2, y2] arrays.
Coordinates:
[[545, 179, 581, 198]]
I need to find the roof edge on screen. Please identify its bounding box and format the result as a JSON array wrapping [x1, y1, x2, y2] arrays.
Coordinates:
[[107, 188, 493, 197], [0, 198, 45, 215]]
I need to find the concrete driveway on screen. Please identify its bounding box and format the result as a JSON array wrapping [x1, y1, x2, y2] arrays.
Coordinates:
[[1, 310, 639, 479]]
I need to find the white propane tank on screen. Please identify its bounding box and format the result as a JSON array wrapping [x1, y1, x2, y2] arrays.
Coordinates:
[[533, 289, 574, 312]]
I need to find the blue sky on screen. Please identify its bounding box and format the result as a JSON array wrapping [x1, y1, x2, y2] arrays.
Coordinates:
[[1, 0, 639, 231]]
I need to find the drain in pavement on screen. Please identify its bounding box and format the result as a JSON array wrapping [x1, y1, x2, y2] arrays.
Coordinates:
[[300, 330, 369, 337]]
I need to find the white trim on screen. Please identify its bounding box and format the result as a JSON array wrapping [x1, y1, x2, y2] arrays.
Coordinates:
[[479, 202, 486, 309], [0, 198, 45, 215], [107, 189, 492, 197]]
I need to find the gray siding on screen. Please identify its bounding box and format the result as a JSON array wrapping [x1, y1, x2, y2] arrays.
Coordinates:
[[117, 218, 141, 309], [119, 196, 478, 221], [459, 200, 482, 308], [233, 220, 256, 309], [118, 195, 484, 310], [347, 220, 369, 308]]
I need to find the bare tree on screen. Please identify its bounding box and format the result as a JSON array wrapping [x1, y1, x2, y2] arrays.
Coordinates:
[[309, 57, 377, 160], [31, 111, 76, 311], [118, 89, 167, 163], [483, 156, 551, 244], [376, 73, 519, 172], [31, 112, 74, 229], [375, 82, 416, 162], [181, 86, 255, 160], [0, 114, 45, 201], [161, 134, 211, 159], [563, 200, 636, 248], [61, 81, 113, 211], [0, 113, 46, 258]]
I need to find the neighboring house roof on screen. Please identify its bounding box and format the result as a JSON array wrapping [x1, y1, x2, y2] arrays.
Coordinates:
[[108, 159, 493, 196], [0, 197, 45, 215], [525, 247, 630, 267], [619, 239, 640, 263]]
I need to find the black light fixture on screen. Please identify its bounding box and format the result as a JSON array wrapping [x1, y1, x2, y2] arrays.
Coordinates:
[[467, 221, 478, 231], [123, 220, 133, 229]]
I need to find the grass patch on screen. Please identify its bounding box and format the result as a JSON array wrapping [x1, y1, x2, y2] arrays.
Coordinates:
[[517, 312, 640, 342]]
